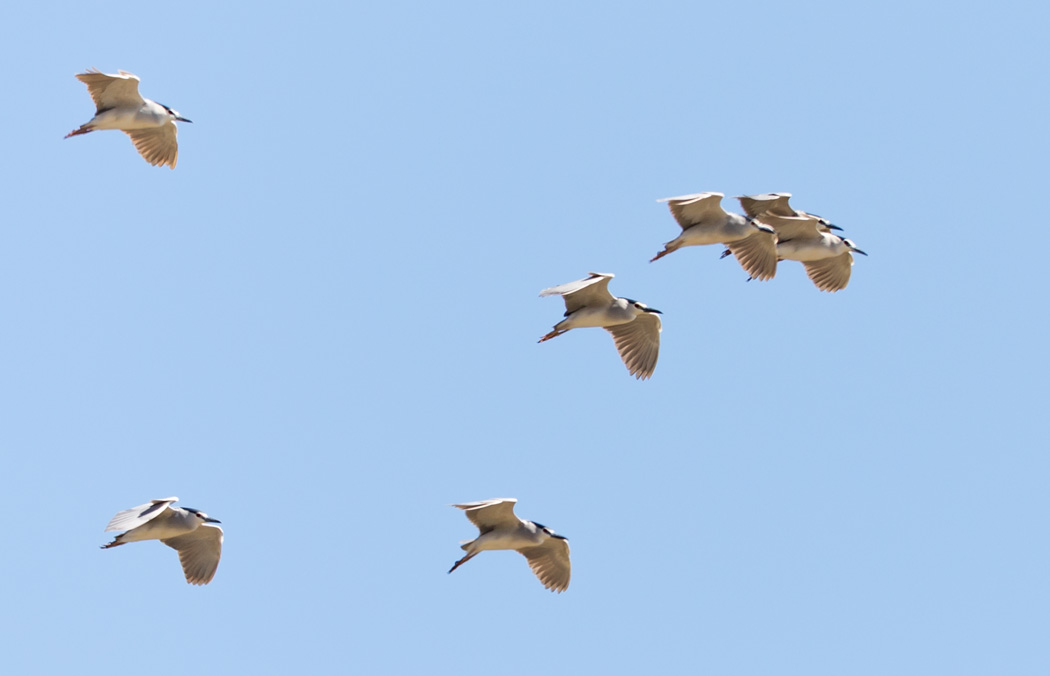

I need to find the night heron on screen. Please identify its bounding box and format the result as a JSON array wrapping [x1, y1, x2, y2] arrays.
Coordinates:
[[66, 69, 191, 169], [448, 498, 571, 593], [759, 213, 867, 291], [652, 192, 778, 281], [101, 497, 222, 585], [539, 272, 662, 380]]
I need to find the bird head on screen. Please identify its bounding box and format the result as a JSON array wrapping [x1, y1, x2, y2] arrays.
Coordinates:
[[184, 507, 221, 524], [624, 299, 663, 315], [813, 216, 842, 231], [531, 522, 568, 540], [159, 103, 192, 123], [750, 219, 776, 235], [843, 239, 868, 256]]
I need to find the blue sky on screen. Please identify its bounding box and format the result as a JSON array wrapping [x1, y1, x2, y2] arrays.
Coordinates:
[[2, 1, 1048, 674]]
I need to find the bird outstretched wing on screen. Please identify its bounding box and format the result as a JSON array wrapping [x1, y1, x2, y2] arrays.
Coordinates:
[[124, 124, 179, 169], [162, 523, 224, 585], [104, 497, 178, 533], [75, 69, 144, 112]]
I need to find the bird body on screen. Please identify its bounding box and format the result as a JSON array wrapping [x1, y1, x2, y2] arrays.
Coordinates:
[[66, 69, 191, 169], [776, 228, 856, 262], [106, 503, 205, 542], [758, 213, 867, 291], [539, 272, 662, 380], [101, 497, 222, 585], [652, 192, 778, 280], [464, 520, 550, 552], [550, 296, 642, 331], [449, 498, 571, 593], [81, 102, 177, 132]]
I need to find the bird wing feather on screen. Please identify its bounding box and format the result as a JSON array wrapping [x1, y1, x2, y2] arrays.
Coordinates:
[[124, 124, 179, 169], [75, 69, 144, 112], [803, 253, 854, 292], [453, 498, 522, 535], [737, 193, 795, 218], [540, 273, 615, 315], [725, 231, 778, 280], [520, 538, 571, 593], [605, 312, 661, 380], [162, 523, 223, 585], [659, 192, 727, 229], [104, 497, 178, 532]]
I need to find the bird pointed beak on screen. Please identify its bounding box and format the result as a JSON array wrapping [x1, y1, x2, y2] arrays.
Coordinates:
[[176, 116, 193, 123], [852, 248, 868, 256], [646, 308, 663, 314], [204, 517, 221, 523], [826, 223, 843, 231]]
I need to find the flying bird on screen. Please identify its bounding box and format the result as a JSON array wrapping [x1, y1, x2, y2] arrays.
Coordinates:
[[66, 69, 191, 169], [101, 497, 222, 585], [539, 272, 662, 379], [652, 192, 778, 280], [449, 498, 571, 593], [760, 213, 867, 291]]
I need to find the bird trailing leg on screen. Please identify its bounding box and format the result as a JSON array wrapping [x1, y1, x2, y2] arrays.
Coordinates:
[[100, 538, 125, 549], [650, 242, 681, 263], [447, 551, 478, 574], [65, 126, 93, 138], [538, 328, 567, 343]]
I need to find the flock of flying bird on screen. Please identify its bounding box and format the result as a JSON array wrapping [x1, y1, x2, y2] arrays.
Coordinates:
[[73, 68, 865, 592], [539, 190, 868, 381], [101, 496, 571, 591]]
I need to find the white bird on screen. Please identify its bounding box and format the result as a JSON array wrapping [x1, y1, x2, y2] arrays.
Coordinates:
[[759, 213, 867, 292], [539, 272, 662, 380], [101, 497, 223, 585], [448, 498, 571, 593], [66, 69, 191, 169], [651, 192, 778, 280]]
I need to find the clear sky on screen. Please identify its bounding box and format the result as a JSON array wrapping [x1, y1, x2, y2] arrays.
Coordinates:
[[2, 1, 1048, 674]]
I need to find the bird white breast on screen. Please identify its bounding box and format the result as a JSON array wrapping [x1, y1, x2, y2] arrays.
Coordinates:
[[777, 234, 848, 262], [674, 225, 733, 247], [122, 522, 197, 543], [89, 104, 171, 131], [677, 214, 753, 247], [557, 303, 637, 331], [472, 529, 541, 552]]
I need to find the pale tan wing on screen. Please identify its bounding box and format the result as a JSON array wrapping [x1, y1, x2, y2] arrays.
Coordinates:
[[725, 231, 778, 280], [605, 312, 661, 380], [760, 214, 824, 241], [659, 192, 727, 229], [539, 272, 615, 315], [803, 253, 854, 292], [520, 537, 571, 593], [124, 123, 179, 169], [736, 193, 794, 218], [75, 69, 144, 112], [162, 523, 223, 585], [104, 497, 178, 532], [453, 498, 521, 534]]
